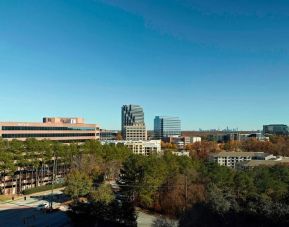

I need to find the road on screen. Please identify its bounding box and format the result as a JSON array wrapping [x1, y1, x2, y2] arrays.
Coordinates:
[[0, 188, 178, 227], [137, 208, 178, 227], [0, 188, 71, 227]]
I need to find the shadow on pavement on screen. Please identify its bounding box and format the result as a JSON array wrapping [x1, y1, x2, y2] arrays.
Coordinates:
[[30, 193, 70, 204], [0, 207, 71, 227]]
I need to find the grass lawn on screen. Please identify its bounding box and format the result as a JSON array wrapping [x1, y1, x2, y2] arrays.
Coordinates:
[[0, 195, 14, 202]]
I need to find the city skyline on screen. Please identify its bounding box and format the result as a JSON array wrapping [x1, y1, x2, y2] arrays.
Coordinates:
[[0, 108, 285, 132], [1, 0, 289, 130]]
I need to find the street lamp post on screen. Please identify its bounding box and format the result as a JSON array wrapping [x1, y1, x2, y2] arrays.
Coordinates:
[[50, 153, 56, 210]]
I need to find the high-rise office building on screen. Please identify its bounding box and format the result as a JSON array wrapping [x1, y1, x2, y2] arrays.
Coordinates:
[[154, 116, 181, 139], [121, 105, 147, 140], [122, 105, 144, 126]]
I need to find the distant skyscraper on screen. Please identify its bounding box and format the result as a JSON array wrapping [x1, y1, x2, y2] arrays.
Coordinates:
[[154, 116, 181, 139], [121, 105, 147, 141]]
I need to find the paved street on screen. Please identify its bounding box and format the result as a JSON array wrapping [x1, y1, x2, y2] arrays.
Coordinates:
[[137, 208, 178, 227], [0, 189, 178, 227], [0, 189, 71, 227]]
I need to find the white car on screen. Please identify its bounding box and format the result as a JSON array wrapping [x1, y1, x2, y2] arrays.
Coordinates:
[[37, 203, 49, 210]]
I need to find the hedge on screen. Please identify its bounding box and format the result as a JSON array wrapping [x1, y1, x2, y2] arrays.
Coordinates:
[[22, 183, 65, 195]]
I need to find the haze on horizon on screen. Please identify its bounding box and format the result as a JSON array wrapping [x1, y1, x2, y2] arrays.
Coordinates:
[[0, 0, 289, 131]]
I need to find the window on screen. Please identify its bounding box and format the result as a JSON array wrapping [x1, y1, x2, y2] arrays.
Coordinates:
[[2, 133, 96, 138]]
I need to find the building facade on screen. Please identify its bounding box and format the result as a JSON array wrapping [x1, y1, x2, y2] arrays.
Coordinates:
[[100, 129, 119, 141], [212, 132, 269, 143], [101, 140, 161, 156], [121, 105, 147, 140], [163, 136, 201, 149], [122, 125, 147, 141], [209, 151, 275, 168], [236, 157, 289, 170], [184, 136, 202, 145], [263, 124, 289, 136], [154, 116, 181, 139], [0, 117, 100, 141]]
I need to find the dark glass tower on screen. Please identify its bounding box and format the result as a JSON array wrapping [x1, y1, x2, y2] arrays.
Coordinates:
[[154, 116, 181, 139], [121, 105, 147, 140], [263, 124, 289, 135], [122, 105, 145, 127]]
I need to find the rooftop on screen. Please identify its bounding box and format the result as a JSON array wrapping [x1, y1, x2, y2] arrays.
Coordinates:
[[211, 151, 270, 158], [239, 158, 289, 167]]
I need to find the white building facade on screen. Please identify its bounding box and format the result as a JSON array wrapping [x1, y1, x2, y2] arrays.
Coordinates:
[[209, 151, 275, 168], [101, 140, 161, 156]]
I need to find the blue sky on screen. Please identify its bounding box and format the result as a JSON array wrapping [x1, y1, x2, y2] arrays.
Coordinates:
[[0, 0, 289, 130]]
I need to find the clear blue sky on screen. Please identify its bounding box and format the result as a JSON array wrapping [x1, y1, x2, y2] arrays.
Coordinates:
[[1, 0, 289, 130]]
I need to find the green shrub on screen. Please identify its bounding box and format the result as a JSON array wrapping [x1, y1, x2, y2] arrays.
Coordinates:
[[22, 183, 65, 195]]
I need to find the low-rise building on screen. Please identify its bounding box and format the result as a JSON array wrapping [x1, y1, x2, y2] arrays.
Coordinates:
[[209, 151, 275, 168], [263, 124, 289, 136], [212, 132, 269, 143], [172, 151, 190, 157], [163, 136, 201, 149], [237, 157, 289, 170], [184, 136, 202, 145], [101, 140, 161, 156], [0, 117, 100, 142], [100, 129, 119, 141]]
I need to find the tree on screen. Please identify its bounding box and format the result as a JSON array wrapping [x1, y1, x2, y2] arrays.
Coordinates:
[[253, 166, 289, 201], [89, 183, 115, 205], [0, 149, 15, 194], [234, 171, 256, 201], [65, 170, 92, 200], [159, 173, 205, 216], [12, 139, 29, 193], [137, 155, 168, 207], [222, 141, 241, 151], [25, 138, 40, 188], [206, 183, 233, 214], [116, 133, 123, 140], [188, 141, 219, 159]]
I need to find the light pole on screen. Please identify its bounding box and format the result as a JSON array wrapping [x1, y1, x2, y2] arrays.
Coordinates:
[[50, 153, 56, 210]]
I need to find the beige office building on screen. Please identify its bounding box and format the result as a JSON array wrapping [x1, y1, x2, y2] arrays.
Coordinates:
[[123, 124, 147, 141], [0, 117, 100, 141]]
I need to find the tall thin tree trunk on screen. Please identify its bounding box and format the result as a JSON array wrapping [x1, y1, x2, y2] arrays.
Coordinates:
[[19, 169, 22, 194], [12, 175, 14, 195], [31, 169, 34, 189], [25, 171, 27, 190], [35, 168, 38, 187], [3, 171, 6, 195], [41, 164, 43, 185], [54, 159, 57, 182]]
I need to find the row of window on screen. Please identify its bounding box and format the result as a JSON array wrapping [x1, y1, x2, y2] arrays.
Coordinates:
[[125, 135, 146, 136], [125, 131, 146, 133], [2, 133, 97, 138], [1, 126, 98, 131]]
